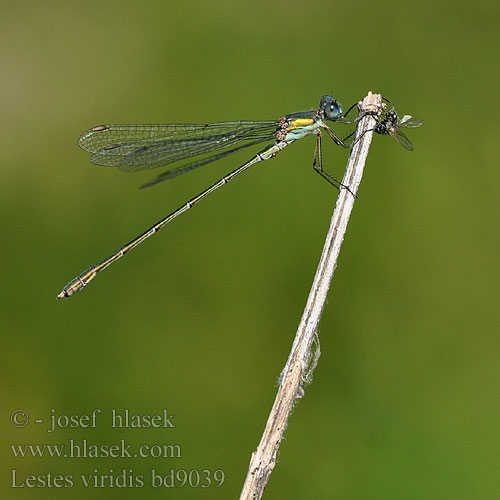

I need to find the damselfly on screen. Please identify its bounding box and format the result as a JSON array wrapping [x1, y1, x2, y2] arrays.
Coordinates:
[[58, 95, 362, 299], [374, 98, 423, 150]]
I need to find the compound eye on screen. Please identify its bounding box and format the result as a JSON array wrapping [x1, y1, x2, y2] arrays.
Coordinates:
[[325, 100, 342, 120]]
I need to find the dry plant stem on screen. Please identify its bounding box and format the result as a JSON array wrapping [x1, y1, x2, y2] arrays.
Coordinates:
[[239, 92, 382, 500]]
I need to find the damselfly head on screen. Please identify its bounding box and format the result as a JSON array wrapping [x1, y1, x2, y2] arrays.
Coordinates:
[[319, 95, 342, 121]]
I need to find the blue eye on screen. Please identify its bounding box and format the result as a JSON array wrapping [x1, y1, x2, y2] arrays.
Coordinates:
[[320, 95, 342, 120]]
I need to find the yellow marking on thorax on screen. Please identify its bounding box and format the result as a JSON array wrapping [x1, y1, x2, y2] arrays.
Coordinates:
[[287, 118, 315, 131]]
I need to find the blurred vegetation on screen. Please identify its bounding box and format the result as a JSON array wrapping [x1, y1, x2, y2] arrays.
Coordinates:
[[1, 1, 499, 498]]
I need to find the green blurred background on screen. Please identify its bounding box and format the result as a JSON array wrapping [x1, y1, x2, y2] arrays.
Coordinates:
[[2, 1, 499, 498]]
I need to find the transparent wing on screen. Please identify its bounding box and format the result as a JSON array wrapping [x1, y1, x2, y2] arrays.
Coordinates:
[[78, 121, 276, 171], [399, 116, 424, 128], [140, 139, 266, 189], [392, 130, 414, 151]]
